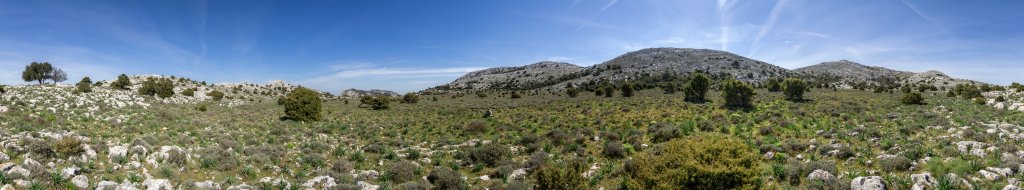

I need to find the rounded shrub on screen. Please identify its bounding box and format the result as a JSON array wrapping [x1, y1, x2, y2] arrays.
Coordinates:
[[566, 88, 579, 98], [620, 82, 636, 97], [782, 78, 807, 101], [139, 78, 175, 98], [111, 74, 131, 90], [427, 167, 467, 190], [684, 73, 710, 102], [973, 97, 986, 105], [360, 95, 392, 110], [402, 92, 420, 104], [467, 143, 508, 167], [277, 87, 322, 122], [207, 90, 225, 101], [624, 134, 762, 189], [534, 163, 588, 190], [766, 78, 782, 92], [900, 92, 925, 105], [386, 161, 420, 183], [463, 121, 488, 135], [182, 88, 195, 97], [721, 80, 755, 108], [75, 77, 93, 93]]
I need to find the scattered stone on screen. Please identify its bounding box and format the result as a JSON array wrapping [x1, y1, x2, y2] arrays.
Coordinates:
[[987, 167, 1014, 176], [302, 176, 337, 189], [97, 181, 119, 190], [979, 169, 1002, 181], [143, 178, 173, 190], [509, 168, 527, 180], [110, 145, 129, 160], [808, 169, 835, 182], [851, 176, 886, 190], [71, 175, 89, 189], [910, 173, 936, 190], [226, 183, 255, 190], [195, 181, 221, 190], [1006, 185, 1021, 190], [357, 181, 379, 190]]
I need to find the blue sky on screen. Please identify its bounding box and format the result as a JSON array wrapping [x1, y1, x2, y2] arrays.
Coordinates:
[[1, 0, 1023, 93]]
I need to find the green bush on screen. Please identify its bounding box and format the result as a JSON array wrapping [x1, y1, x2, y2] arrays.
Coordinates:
[[402, 93, 419, 104], [602, 140, 625, 158], [111, 74, 131, 90], [620, 82, 636, 97], [182, 88, 195, 97], [467, 143, 508, 167], [624, 134, 762, 189], [534, 163, 588, 190], [973, 97, 986, 105], [75, 77, 93, 93], [21, 62, 54, 84], [463, 121, 488, 135], [138, 78, 175, 98], [954, 84, 982, 99], [721, 80, 755, 108], [428, 167, 467, 190], [782, 78, 807, 101], [510, 91, 522, 99], [684, 73, 710, 102], [879, 156, 912, 172], [900, 92, 925, 105], [602, 85, 615, 98], [277, 87, 322, 122], [766, 78, 782, 92], [566, 88, 579, 98], [52, 136, 84, 157], [995, 96, 1005, 102], [0, 85, 5, 93], [386, 161, 420, 183], [207, 91, 225, 101], [360, 95, 392, 110]]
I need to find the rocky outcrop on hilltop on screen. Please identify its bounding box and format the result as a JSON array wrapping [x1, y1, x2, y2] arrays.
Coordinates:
[[340, 88, 399, 98]]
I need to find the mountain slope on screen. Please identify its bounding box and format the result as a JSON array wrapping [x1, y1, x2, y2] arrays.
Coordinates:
[[340, 88, 399, 98], [423, 61, 583, 94], [561, 48, 793, 87]]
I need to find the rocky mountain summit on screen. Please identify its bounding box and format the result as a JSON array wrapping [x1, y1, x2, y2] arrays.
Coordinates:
[[339, 88, 399, 98], [424, 61, 583, 94]]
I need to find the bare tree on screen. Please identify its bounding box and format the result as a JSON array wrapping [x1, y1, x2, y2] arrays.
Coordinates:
[[51, 69, 68, 83]]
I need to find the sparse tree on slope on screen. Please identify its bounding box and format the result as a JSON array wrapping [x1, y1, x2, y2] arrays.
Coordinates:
[[782, 78, 807, 101], [76, 77, 93, 93], [111, 74, 131, 90], [402, 92, 420, 104], [721, 80, 755, 108], [50, 69, 68, 84], [621, 82, 636, 97], [22, 62, 54, 84], [278, 87, 323, 122], [683, 73, 710, 103]]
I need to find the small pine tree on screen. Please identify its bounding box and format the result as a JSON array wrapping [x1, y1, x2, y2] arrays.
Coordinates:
[[900, 92, 925, 105], [620, 83, 636, 97], [111, 74, 131, 90], [566, 88, 579, 98], [278, 87, 322, 122], [75, 77, 93, 93], [782, 78, 807, 101], [683, 73, 710, 103], [721, 80, 755, 108]]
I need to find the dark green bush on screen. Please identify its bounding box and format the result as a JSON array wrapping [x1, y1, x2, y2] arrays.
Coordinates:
[[387, 161, 420, 183], [782, 78, 807, 101], [207, 91, 225, 101], [602, 140, 625, 158], [534, 163, 588, 190], [52, 136, 84, 157], [428, 167, 467, 190], [900, 92, 925, 105], [766, 78, 782, 92], [620, 82, 635, 97], [995, 96, 1005, 102], [468, 143, 508, 167], [566, 88, 579, 98], [182, 88, 195, 97], [75, 77, 92, 93], [510, 91, 522, 99], [973, 97, 986, 105], [111, 74, 131, 90], [277, 87, 322, 122], [624, 134, 762, 189], [402, 93, 420, 104], [360, 95, 392, 110], [0, 85, 5, 93], [684, 73, 710, 102], [879, 156, 912, 172], [602, 85, 615, 98], [138, 78, 175, 98], [721, 80, 755, 108]]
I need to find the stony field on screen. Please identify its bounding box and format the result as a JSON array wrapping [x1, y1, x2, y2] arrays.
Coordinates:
[[1, 84, 1024, 190]]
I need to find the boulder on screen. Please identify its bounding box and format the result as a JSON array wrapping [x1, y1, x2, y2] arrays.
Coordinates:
[[357, 181, 379, 190], [852, 176, 886, 190], [808, 169, 836, 182], [195, 181, 221, 190], [143, 178, 173, 190], [1006, 185, 1021, 190], [979, 169, 1002, 181], [987, 167, 1014, 176], [96, 181, 119, 190], [226, 183, 255, 190], [71, 175, 89, 189], [302, 176, 337, 189], [910, 173, 936, 190], [109, 145, 129, 160]]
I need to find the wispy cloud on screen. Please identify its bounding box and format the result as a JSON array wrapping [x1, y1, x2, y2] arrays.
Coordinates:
[[576, 0, 619, 31], [748, 0, 789, 57]]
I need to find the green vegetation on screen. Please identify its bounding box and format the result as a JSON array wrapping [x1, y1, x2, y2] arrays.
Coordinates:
[[782, 78, 807, 101], [21, 62, 55, 84], [75, 77, 93, 93], [277, 87, 322, 122], [182, 88, 195, 97], [766, 78, 782, 92], [360, 95, 392, 110], [207, 90, 225, 101], [566, 87, 579, 97], [111, 74, 132, 90], [138, 78, 175, 98], [721, 79, 755, 108], [900, 92, 925, 105], [620, 82, 636, 97], [624, 134, 761, 189], [402, 92, 420, 104], [683, 73, 710, 102]]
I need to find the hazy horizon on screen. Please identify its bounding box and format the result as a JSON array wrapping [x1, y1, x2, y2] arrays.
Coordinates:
[[2, 0, 1023, 93]]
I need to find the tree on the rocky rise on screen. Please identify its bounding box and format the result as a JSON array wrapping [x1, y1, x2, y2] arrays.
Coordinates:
[[0, 85, 6, 94], [75, 77, 93, 93], [278, 87, 322, 122], [402, 92, 420, 104], [22, 62, 54, 84], [138, 78, 175, 98], [782, 78, 807, 101], [721, 80, 755, 108], [954, 84, 983, 99], [50, 69, 68, 84], [621, 82, 636, 97], [111, 74, 131, 90], [683, 73, 710, 103]]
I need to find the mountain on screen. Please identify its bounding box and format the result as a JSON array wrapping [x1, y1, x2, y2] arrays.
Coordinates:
[[793, 60, 914, 88], [423, 48, 794, 93], [340, 88, 399, 98]]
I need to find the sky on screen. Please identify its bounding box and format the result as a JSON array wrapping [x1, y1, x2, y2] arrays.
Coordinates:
[[1, 0, 1023, 93]]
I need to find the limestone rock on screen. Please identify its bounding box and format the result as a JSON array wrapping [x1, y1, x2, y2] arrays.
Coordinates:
[[808, 169, 836, 182], [852, 176, 886, 190]]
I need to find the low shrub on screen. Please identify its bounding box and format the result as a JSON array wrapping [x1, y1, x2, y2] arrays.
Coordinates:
[[602, 140, 625, 158], [721, 80, 755, 108], [75, 77, 92, 93], [879, 156, 913, 172], [386, 161, 420, 183], [566, 88, 579, 98], [207, 91, 225, 101], [360, 95, 392, 110], [468, 143, 508, 167], [684, 73, 710, 102], [782, 78, 807, 101], [620, 82, 636, 97], [428, 167, 467, 190], [900, 92, 925, 105], [111, 74, 131, 90], [624, 134, 762, 189], [463, 121, 488, 135], [402, 93, 420, 104], [52, 136, 84, 157], [182, 88, 195, 97], [138, 78, 175, 98], [534, 163, 588, 190]]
